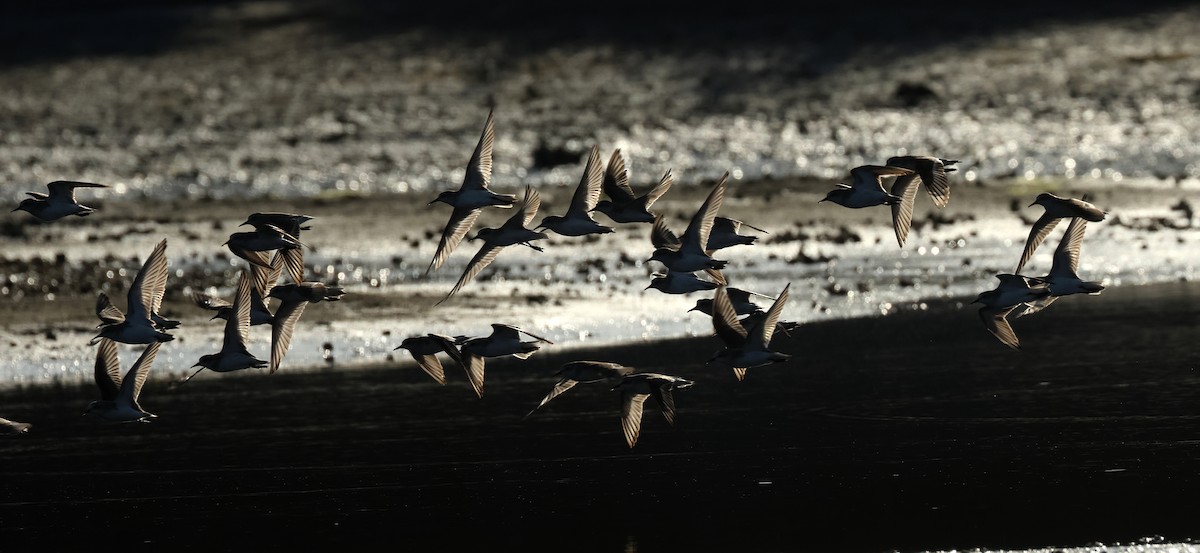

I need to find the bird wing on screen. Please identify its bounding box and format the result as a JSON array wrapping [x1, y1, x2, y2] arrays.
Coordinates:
[[46, 180, 106, 202], [602, 148, 636, 203], [919, 158, 951, 208], [651, 385, 677, 426], [253, 251, 286, 299], [621, 391, 650, 448], [121, 341, 162, 404], [682, 172, 728, 252], [227, 270, 253, 349], [650, 215, 681, 250], [980, 305, 1021, 350], [427, 207, 482, 273], [436, 244, 503, 306], [96, 292, 126, 325], [462, 109, 495, 191], [269, 297, 308, 374], [509, 185, 541, 228], [1016, 213, 1063, 274], [1011, 296, 1060, 319], [411, 352, 447, 385], [463, 353, 486, 399], [279, 248, 305, 284], [426, 333, 465, 367], [640, 169, 674, 210], [94, 337, 122, 401], [514, 326, 554, 344], [568, 145, 604, 213], [525, 378, 579, 417], [127, 239, 169, 322], [1051, 217, 1087, 278], [850, 165, 912, 191], [191, 292, 232, 311], [711, 287, 749, 347], [889, 173, 921, 247], [749, 283, 790, 349]]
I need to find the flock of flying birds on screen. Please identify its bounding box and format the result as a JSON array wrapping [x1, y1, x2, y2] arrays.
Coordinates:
[[0, 109, 1108, 447]]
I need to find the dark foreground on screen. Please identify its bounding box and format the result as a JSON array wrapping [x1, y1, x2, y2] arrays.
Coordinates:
[[2, 282, 1199, 552]]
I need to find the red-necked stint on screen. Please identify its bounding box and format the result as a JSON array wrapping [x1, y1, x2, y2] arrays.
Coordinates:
[[0, 417, 31, 436], [536, 145, 614, 237], [885, 155, 959, 209], [689, 287, 774, 317], [973, 274, 1052, 350], [821, 165, 917, 246], [1015, 193, 1107, 274], [706, 216, 766, 250], [92, 239, 176, 345], [438, 186, 548, 305], [85, 338, 162, 423], [394, 334, 467, 385], [12, 180, 107, 222], [612, 372, 694, 448], [1014, 217, 1105, 318], [224, 223, 302, 271], [185, 270, 268, 382], [265, 281, 345, 373], [707, 283, 792, 381], [593, 149, 673, 224], [240, 212, 314, 284], [427, 109, 517, 273], [525, 360, 635, 418], [647, 172, 730, 273], [458, 324, 554, 399]]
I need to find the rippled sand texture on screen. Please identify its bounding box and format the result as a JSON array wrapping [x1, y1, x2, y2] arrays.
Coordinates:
[[1, 2, 1200, 200], [2, 282, 1199, 551]]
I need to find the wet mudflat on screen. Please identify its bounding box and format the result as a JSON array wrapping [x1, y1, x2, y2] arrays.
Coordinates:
[[1, 281, 1198, 552]]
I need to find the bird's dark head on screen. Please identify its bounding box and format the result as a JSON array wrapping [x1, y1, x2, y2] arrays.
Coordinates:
[[193, 355, 218, 370], [429, 191, 456, 206], [1029, 193, 1054, 208], [12, 199, 36, 213]]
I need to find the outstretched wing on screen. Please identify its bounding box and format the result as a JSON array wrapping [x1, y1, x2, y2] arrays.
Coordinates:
[[462, 109, 495, 191], [749, 283, 790, 349], [525, 378, 579, 417], [602, 149, 636, 203], [889, 173, 921, 247], [711, 287, 748, 347], [621, 391, 649, 448], [683, 172, 728, 252], [650, 215, 681, 250], [1016, 213, 1063, 274], [269, 298, 308, 373], [126, 239, 169, 322], [122, 341, 162, 404], [427, 207, 482, 274], [980, 305, 1021, 350], [640, 169, 673, 210], [436, 243, 504, 306], [94, 337, 122, 401], [1051, 217, 1087, 278], [96, 292, 126, 325], [568, 145, 604, 214], [46, 180, 106, 202]]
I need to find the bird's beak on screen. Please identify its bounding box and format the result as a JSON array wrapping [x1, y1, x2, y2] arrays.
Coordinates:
[[209, 314, 221, 321], [10, 207, 19, 212], [239, 221, 251, 227], [1027, 201, 1037, 207], [393, 345, 406, 351], [191, 363, 203, 369], [643, 283, 653, 290]]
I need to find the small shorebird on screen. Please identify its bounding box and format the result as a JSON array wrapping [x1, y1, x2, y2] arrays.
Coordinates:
[[645, 270, 722, 295], [459, 324, 554, 398], [689, 287, 773, 317], [592, 149, 673, 224], [265, 281, 344, 373], [192, 251, 282, 326], [1015, 193, 1107, 274], [821, 165, 916, 246], [820, 165, 913, 209], [0, 417, 31, 436], [536, 145, 614, 237], [973, 274, 1052, 350], [647, 172, 730, 273], [92, 239, 176, 345], [185, 270, 268, 382], [438, 186, 547, 305], [612, 372, 694, 448], [225, 224, 303, 271], [706, 216, 766, 250], [886, 156, 958, 247], [85, 339, 162, 423], [12, 180, 107, 221], [427, 109, 517, 273], [240, 212, 313, 283], [394, 334, 467, 385], [707, 284, 792, 381], [1014, 218, 1105, 318], [525, 360, 635, 418], [885, 155, 958, 209]]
